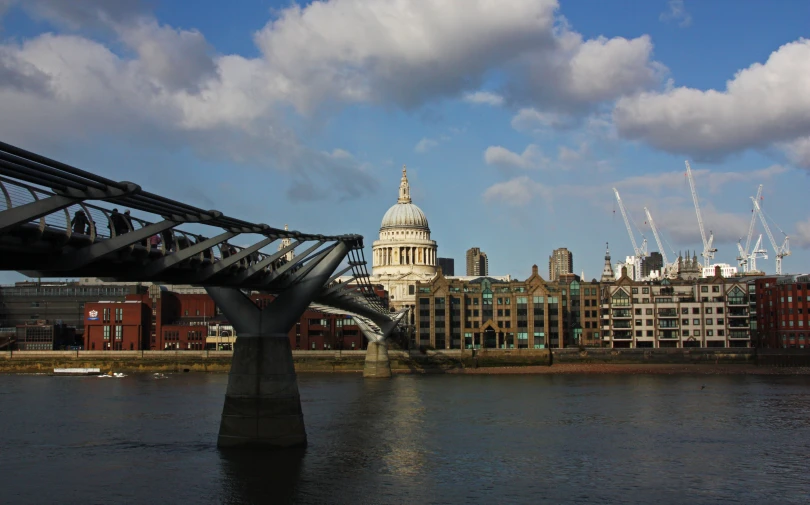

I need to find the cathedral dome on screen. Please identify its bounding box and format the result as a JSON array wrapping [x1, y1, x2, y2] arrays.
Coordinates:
[[380, 202, 429, 231], [379, 166, 430, 231]]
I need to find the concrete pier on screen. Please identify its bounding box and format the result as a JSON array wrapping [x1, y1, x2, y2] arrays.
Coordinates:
[[217, 337, 307, 449], [363, 341, 392, 378]]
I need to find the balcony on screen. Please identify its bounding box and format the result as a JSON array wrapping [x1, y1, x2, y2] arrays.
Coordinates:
[[612, 309, 632, 318], [729, 330, 750, 339], [727, 297, 748, 306], [728, 308, 749, 317], [658, 330, 679, 339], [613, 330, 632, 340], [658, 321, 679, 328], [729, 321, 749, 328], [613, 321, 632, 329], [657, 309, 678, 318]]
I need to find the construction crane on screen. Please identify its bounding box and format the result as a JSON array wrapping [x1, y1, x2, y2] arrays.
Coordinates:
[[748, 234, 768, 273], [613, 188, 647, 280], [737, 184, 763, 273], [685, 161, 716, 268], [751, 196, 790, 275], [643, 207, 676, 278]]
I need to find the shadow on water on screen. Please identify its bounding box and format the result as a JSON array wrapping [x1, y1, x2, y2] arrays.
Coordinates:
[[218, 448, 305, 505]]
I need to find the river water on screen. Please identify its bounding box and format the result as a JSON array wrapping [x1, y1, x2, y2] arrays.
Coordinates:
[[1, 373, 809, 504]]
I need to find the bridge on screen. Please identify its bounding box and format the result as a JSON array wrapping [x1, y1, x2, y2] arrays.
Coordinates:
[[0, 140, 404, 449]]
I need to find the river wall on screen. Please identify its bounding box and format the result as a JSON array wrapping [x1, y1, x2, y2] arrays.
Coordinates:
[[2, 348, 809, 373]]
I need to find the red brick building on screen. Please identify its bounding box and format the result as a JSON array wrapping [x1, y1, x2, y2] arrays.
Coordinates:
[[754, 275, 810, 348], [84, 301, 151, 351], [84, 285, 381, 351]]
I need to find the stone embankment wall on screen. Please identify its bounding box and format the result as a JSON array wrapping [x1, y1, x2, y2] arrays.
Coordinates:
[[551, 348, 756, 365], [0, 349, 552, 373], [2, 348, 809, 373]]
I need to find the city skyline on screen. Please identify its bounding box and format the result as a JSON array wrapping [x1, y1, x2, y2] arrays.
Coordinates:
[[0, 1, 808, 285]]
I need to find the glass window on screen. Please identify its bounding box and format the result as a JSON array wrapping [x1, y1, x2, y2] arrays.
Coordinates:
[[706, 319, 713, 325], [693, 319, 700, 325]]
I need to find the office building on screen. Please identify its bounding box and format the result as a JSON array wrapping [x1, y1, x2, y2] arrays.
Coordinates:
[[752, 274, 810, 348], [466, 247, 489, 276], [548, 248, 573, 281], [413, 266, 600, 350], [642, 252, 664, 277], [437, 257, 455, 276]]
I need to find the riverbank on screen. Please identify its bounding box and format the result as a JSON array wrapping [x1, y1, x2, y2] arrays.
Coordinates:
[[2, 348, 810, 374], [432, 363, 810, 375]]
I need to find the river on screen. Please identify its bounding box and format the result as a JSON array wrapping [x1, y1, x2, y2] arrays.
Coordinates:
[[1, 373, 809, 504]]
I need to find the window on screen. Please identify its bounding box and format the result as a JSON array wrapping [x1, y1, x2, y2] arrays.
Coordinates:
[[635, 319, 642, 326], [635, 308, 642, 315], [707, 330, 714, 336], [693, 319, 700, 325], [103, 308, 110, 323], [642, 287, 649, 294], [103, 325, 111, 340], [646, 330, 653, 337], [717, 318, 724, 325], [632, 288, 638, 294], [115, 325, 122, 340], [635, 330, 642, 337], [196, 309, 200, 316], [693, 308, 700, 314], [683, 330, 690, 337], [716, 307, 724, 314], [701, 286, 708, 293], [682, 319, 689, 325], [409, 285, 415, 295], [646, 308, 653, 315], [646, 319, 653, 326], [712, 286, 720, 293], [706, 307, 713, 314], [693, 330, 701, 337], [682, 308, 689, 314], [706, 319, 713, 325]]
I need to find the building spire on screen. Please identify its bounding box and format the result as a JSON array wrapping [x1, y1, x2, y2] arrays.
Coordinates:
[[398, 165, 412, 204], [601, 242, 615, 282]]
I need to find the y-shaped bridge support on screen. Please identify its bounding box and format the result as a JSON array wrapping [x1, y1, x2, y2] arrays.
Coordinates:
[[355, 311, 406, 379], [206, 242, 350, 449]]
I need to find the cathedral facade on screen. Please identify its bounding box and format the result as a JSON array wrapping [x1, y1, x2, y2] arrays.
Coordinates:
[[370, 166, 438, 313]]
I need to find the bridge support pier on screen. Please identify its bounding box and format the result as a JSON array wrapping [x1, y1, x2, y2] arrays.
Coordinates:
[[206, 241, 350, 449], [218, 335, 306, 448], [363, 341, 392, 378]]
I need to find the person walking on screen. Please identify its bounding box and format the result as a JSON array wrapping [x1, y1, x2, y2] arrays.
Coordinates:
[[71, 210, 89, 234]]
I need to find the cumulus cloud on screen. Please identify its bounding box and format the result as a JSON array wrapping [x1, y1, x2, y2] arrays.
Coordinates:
[[0, 0, 668, 198], [613, 39, 810, 163], [414, 138, 439, 153], [463, 91, 504, 106], [507, 31, 666, 112], [484, 144, 549, 170], [511, 108, 577, 132], [483, 176, 550, 206], [660, 0, 692, 28]]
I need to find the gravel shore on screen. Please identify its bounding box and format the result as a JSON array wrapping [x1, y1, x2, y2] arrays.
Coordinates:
[[431, 364, 810, 375]]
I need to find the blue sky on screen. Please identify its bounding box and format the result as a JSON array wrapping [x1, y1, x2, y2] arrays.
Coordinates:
[[0, 0, 809, 283]]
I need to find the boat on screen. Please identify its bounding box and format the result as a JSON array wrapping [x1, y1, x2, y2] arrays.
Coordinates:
[[53, 368, 100, 376]]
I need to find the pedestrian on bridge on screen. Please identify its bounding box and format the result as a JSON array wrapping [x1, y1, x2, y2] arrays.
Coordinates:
[[70, 210, 89, 235]]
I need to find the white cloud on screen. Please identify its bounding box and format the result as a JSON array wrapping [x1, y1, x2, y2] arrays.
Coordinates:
[[511, 108, 577, 132], [0, 0, 668, 198], [613, 39, 810, 163], [414, 137, 439, 153], [508, 31, 666, 111], [463, 91, 504, 106], [795, 217, 810, 249], [483, 176, 549, 206], [484, 144, 549, 170], [782, 137, 810, 168], [660, 0, 692, 28]]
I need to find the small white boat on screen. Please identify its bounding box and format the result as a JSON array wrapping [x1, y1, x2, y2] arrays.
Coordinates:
[[97, 371, 127, 378]]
